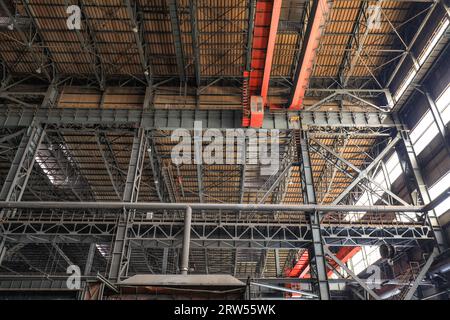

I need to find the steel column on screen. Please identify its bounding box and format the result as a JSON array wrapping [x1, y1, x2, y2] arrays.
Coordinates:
[[396, 123, 447, 251], [147, 131, 171, 202], [0, 239, 5, 266], [84, 243, 96, 275], [95, 132, 126, 200], [297, 127, 330, 300], [194, 122, 204, 202], [180, 206, 192, 275], [108, 128, 147, 281], [0, 124, 45, 219]]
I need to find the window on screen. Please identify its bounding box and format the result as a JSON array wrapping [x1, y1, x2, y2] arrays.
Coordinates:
[[436, 85, 450, 124], [348, 246, 381, 275], [394, 69, 416, 102], [409, 111, 439, 155], [366, 246, 381, 265], [418, 19, 449, 66], [429, 171, 450, 217], [385, 152, 402, 183]]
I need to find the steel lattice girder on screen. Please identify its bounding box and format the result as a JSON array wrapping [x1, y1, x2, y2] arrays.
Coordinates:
[[0, 108, 396, 130], [0, 217, 433, 248]]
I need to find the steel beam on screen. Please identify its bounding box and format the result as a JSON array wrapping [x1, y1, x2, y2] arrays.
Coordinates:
[[166, 0, 185, 82], [0, 107, 397, 130], [0, 0, 54, 81], [323, 246, 381, 300], [2, 217, 433, 248], [403, 247, 439, 300], [385, 2, 438, 88], [108, 128, 147, 281], [74, 0, 105, 89], [189, 0, 201, 87], [332, 134, 402, 205], [51, 242, 73, 266], [245, 0, 257, 72], [124, 0, 152, 86], [338, 1, 384, 87], [44, 131, 96, 201], [312, 136, 410, 206], [250, 282, 317, 298], [260, 0, 282, 105], [0, 201, 426, 212], [288, 0, 331, 109]]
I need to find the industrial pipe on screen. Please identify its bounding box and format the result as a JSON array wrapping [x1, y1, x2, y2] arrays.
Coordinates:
[[180, 206, 192, 275], [0, 201, 425, 212]]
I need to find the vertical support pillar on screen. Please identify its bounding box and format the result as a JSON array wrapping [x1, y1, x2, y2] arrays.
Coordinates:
[[395, 116, 447, 251], [84, 243, 96, 276], [297, 127, 330, 300], [194, 122, 204, 202], [0, 124, 45, 219], [161, 248, 169, 274], [108, 128, 147, 281], [275, 249, 281, 277], [180, 206, 192, 275], [0, 238, 5, 266]]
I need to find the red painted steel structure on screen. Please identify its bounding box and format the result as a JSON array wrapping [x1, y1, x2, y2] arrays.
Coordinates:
[[243, 0, 282, 127], [288, 0, 330, 110], [287, 246, 360, 282], [287, 250, 309, 278], [326, 246, 360, 277]]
